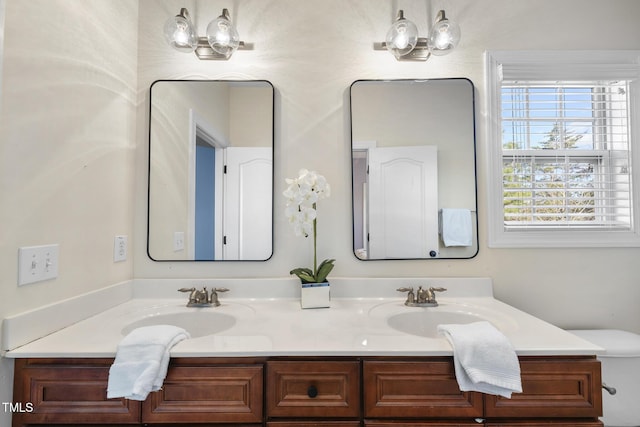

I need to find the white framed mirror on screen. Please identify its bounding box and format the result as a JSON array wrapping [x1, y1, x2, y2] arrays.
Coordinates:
[[148, 80, 274, 261], [350, 78, 478, 260]]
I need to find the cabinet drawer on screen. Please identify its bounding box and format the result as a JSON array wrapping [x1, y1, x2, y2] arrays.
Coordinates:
[[143, 362, 263, 424], [12, 358, 140, 425], [484, 357, 602, 418], [363, 359, 483, 418], [268, 422, 361, 427], [266, 360, 360, 418]]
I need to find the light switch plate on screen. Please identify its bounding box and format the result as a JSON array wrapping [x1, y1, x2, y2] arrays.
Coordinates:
[[18, 244, 59, 286]]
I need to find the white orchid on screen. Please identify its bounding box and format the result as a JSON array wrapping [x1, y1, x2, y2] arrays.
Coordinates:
[[284, 169, 330, 236], [285, 205, 316, 237], [284, 169, 335, 284]]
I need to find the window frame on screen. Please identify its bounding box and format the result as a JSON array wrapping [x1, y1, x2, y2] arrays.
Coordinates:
[[485, 50, 640, 248]]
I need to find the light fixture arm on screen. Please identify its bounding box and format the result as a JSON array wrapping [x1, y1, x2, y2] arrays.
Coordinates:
[[178, 8, 190, 21], [194, 38, 245, 60]]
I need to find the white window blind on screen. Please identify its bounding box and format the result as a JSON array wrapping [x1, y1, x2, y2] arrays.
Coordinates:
[[485, 50, 640, 247], [501, 81, 632, 230]]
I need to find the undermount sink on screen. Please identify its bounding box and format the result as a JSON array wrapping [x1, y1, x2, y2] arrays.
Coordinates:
[[121, 312, 236, 338], [368, 300, 517, 339], [387, 310, 487, 338]]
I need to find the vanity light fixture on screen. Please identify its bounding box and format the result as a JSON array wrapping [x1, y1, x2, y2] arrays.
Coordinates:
[[164, 8, 245, 60], [378, 9, 460, 61]]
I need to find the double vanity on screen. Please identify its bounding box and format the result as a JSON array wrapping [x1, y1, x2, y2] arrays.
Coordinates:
[[4, 277, 604, 426]]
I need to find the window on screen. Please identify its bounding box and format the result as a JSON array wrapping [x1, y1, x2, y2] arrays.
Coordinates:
[[486, 51, 640, 247]]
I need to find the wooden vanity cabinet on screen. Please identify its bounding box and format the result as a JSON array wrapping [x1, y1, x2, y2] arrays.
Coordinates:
[[12, 357, 265, 427], [13, 355, 602, 426]]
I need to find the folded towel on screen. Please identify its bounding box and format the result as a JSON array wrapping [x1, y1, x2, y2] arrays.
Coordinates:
[[107, 325, 190, 401], [437, 321, 522, 398], [440, 208, 473, 247]]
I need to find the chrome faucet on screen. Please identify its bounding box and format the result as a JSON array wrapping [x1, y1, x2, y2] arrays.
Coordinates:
[[178, 286, 228, 307], [397, 286, 446, 307]]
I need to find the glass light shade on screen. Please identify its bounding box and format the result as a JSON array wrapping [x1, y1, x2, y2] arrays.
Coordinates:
[[206, 14, 240, 57], [385, 18, 419, 59], [427, 18, 461, 56], [164, 14, 197, 53]]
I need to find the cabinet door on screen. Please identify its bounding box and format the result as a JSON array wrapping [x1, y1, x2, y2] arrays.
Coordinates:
[[484, 357, 602, 419], [12, 358, 141, 426], [363, 360, 483, 419], [367, 146, 439, 259], [142, 361, 263, 424], [266, 360, 360, 418], [366, 422, 479, 426], [487, 422, 603, 427]]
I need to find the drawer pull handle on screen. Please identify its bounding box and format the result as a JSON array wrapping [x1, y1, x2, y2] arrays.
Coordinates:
[[307, 385, 318, 398]]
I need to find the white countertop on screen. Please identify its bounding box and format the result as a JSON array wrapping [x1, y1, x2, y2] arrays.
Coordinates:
[[4, 277, 603, 358]]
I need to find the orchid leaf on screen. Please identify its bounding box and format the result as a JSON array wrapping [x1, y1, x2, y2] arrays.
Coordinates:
[[290, 268, 316, 283], [290, 267, 313, 276], [297, 272, 316, 283], [315, 259, 335, 283]]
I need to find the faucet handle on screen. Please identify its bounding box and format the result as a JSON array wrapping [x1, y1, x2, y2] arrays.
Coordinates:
[[426, 287, 446, 304], [397, 287, 416, 305], [208, 287, 229, 306], [178, 287, 196, 293]]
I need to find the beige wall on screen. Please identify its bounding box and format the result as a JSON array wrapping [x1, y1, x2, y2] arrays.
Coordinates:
[[0, 0, 138, 418], [0, 0, 138, 312], [135, 0, 640, 333], [230, 85, 273, 148], [1, 0, 640, 422]]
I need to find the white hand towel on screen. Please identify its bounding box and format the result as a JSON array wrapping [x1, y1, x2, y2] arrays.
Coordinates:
[[107, 325, 190, 401], [440, 208, 473, 247], [437, 321, 522, 398]]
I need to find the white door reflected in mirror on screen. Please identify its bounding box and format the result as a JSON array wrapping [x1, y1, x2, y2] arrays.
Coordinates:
[[364, 145, 438, 259]]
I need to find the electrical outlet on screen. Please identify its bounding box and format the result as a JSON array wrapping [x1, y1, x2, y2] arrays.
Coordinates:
[[18, 244, 59, 286], [114, 235, 127, 262], [174, 231, 185, 252]]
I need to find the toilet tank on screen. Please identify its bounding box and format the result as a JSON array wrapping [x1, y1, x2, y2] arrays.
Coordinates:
[[569, 329, 640, 427]]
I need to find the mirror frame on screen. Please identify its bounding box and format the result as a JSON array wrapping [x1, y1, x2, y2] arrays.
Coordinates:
[[349, 78, 479, 260], [147, 79, 275, 262]]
